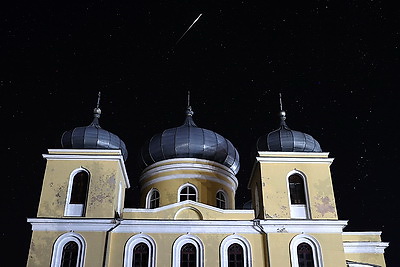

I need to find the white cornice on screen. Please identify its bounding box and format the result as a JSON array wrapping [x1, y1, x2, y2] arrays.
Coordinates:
[[343, 241, 389, 254], [257, 151, 330, 158], [256, 156, 334, 164], [342, 231, 382, 236], [113, 219, 348, 234], [43, 149, 130, 188], [28, 217, 348, 235], [139, 159, 238, 191], [27, 218, 117, 232]]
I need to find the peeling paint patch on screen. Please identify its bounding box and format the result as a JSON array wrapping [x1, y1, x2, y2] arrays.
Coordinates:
[[315, 196, 335, 216]]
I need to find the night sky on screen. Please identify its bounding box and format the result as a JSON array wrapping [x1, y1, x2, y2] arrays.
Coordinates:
[[1, 2, 398, 266]]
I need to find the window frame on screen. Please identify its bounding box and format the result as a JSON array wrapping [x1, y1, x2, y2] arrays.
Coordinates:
[[51, 232, 86, 267], [124, 234, 156, 267], [286, 170, 311, 219], [146, 188, 160, 209], [178, 183, 198, 202], [64, 168, 90, 217], [216, 190, 228, 209], [172, 234, 204, 267], [290, 234, 323, 267], [220, 234, 252, 267]]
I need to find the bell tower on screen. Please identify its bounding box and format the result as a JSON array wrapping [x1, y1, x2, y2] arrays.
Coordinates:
[[248, 100, 337, 220], [38, 148, 129, 218], [37, 93, 129, 218]]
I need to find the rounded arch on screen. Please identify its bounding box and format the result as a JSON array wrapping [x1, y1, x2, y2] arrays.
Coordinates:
[[216, 189, 229, 209], [124, 234, 156, 267], [286, 169, 311, 219], [51, 232, 86, 267], [220, 234, 252, 267], [177, 183, 198, 202], [146, 188, 160, 209], [174, 207, 203, 220], [290, 234, 323, 267], [172, 234, 204, 267], [64, 167, 90, 216]]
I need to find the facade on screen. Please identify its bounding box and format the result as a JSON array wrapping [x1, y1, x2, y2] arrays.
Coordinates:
[[26, 101, 388, 267]]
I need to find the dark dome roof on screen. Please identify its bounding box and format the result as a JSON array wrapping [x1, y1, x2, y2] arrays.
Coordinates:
[[257, 110, 322, 153], [61, 107, 128, 161], [140, 106, 240, 174]]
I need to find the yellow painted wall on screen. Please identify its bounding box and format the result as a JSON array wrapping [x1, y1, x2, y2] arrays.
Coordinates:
[[107, 232, 267, 267], [259, 162, 337, 219], [249, 153, 337, 220], [345, 253, 386, 267], [139, 159, 237, 209], [267, 233, 346, 267], [27, 231, 107, 267], [123, 202, 254, 220], [37, 159, 126, 218], [140, 178, 235, 209]]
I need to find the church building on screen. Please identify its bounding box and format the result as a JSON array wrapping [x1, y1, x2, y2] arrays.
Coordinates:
[[26, 96, 388, 267]]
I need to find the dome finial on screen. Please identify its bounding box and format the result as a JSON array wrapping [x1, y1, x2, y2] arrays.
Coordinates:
[[93, 91, 102, 118], [186, 90, 194, 116], [279, 93, 287, 126]]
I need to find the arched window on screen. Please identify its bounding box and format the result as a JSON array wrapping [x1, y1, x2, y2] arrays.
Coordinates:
[[146, 189, 160, 209], [290, 234, 322, 267], [61, 241, 78, 267], [180, 243, 196, 267], [65, 169, 89, 216], [228, 243, 244, 267], [179, 184, 197, 202], [51, 233, 86, 267], [133, 242, 149, 267], [289, 174, 306, 204], [124, 234, 156, 267], [216, 191, 227, 209], [172, 234, 204, 267], [220, 235, 252, 267], [288, 172, 309, 219], [297, 243, 314, 267]]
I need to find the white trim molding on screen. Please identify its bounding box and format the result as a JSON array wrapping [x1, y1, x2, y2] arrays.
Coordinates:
[[145, 188, 160, 209], [343, 242, 389, 254], [43, 149, 130, 188], [139, 158, 238, 192], [114, 219, 347, 234], [27, 218, 117, 232], [172, 234, 204, 267], [220, 234, 252, 267], [216, 189, 229, 209], [290, 234, 323, 267], [287, 170, 311, 219], [346, 260, 382, 267], [256, 151, 333, 165], [51, 232, 86, 267], [124, 234, 156, 267], [64, 167, 90, 217], [124, 200, 254, 215], [140, 173, 237, 194], [178, 183, 199, 202]]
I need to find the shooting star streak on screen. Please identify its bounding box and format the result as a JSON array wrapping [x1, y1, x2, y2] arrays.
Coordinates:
[[176, 13, 203, 44]]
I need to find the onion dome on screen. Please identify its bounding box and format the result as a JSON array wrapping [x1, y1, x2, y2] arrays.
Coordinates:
[[257, 109, 322, 153], [140, 105, 240, 174], [61, 94, 128, 161]]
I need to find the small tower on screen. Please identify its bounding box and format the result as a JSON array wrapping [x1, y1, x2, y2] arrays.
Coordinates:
[[248, 97, 337, 220], [36, 93, 129, 218], [27, 95, 130, 266], [139, 99, 240, 210]]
